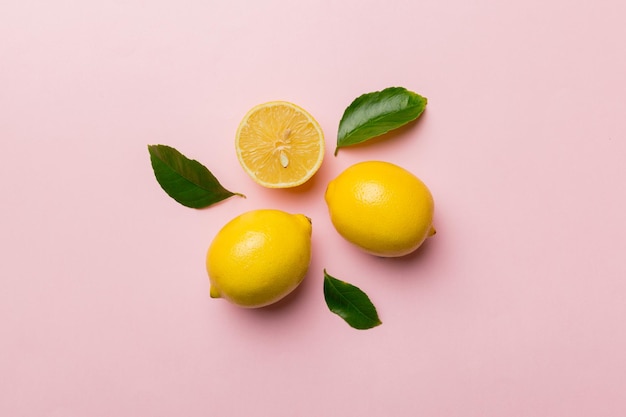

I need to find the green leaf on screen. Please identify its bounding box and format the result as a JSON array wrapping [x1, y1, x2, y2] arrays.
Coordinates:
[[335, 86, 427, 155], [148, 144, 244, 208], [323, 270, 382, 330]]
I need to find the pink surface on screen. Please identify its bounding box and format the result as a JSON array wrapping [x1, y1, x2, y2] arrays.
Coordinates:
[[2, 1, 626, 415]]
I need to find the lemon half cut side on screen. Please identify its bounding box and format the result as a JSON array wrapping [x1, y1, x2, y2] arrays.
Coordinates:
[[235, 101, 325, 188]]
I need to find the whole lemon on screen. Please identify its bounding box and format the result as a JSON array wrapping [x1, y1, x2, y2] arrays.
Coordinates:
[[206, 209, 312, 308], [325, 161, 435, 257]]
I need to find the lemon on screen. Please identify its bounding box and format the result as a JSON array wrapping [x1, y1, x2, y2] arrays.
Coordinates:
[[235, 101, 325, 188], [325, 161, 435, 257], [206, 209, 312, 308]]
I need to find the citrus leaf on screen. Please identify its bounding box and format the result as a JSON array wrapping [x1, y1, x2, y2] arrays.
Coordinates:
[[148, 144, 244, 208], [323, 270, 382, 330], [335, 86, 427, 155]]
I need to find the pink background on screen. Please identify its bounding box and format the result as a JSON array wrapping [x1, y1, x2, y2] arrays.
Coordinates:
[[2, 0, 625, 415]]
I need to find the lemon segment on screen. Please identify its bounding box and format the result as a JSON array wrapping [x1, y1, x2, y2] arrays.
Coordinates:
[[325, 161, 435, 257], [235, 101, 325, 188], [206, 209, 312, 308]]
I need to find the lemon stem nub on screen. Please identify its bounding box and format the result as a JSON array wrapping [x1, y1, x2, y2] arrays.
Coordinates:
[[209, 285, 221, 298], [428, 226, 436, 237]]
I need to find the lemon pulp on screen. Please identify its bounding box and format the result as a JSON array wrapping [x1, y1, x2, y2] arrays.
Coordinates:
[[235, 101, 324, 188]]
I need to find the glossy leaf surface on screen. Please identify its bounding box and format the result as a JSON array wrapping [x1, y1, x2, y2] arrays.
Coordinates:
[[336, 87, 427, 155], [148, 144, 244, 208], [323, 270, 382, 330]]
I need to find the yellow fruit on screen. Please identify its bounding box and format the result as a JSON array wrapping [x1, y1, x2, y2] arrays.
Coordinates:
[[235, 101, 325, 188], [325, 161, 435, 257], [206, 209, 312, 308]]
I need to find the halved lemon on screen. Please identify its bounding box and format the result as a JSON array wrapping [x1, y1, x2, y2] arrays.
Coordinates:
[[235, 101, 325, 188]]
